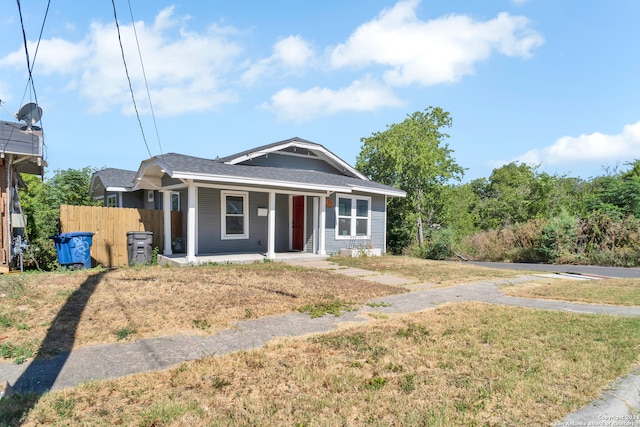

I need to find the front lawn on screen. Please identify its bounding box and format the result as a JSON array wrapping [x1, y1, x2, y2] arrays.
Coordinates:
[[4, 302, 640, 426], [0, 263, 403, 362]]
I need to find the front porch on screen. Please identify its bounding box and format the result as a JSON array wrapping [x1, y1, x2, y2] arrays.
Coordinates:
[[158, 251, 329, 267]]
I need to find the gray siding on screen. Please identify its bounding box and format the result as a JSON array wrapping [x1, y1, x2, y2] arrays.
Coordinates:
[[324, 192, 386, 255], [142, 190, 160, 210], [275, 194, 290, 252], [162, 175, 183, 187], [197, 188, 269, 254], [237, 155, 342, 175], [121, 191, 145, 208]]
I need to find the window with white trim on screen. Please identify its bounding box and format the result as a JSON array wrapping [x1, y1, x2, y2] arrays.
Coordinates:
[[106, 194, 117, 207], [335, 194, 371, 239], [221, 191, 249, 239], [170, 191, 181, 211]]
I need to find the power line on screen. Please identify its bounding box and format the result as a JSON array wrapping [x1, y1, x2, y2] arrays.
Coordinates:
[[110, 0, 152, 158], [127, 0, 163, 156], [12, 0, 49, 159]]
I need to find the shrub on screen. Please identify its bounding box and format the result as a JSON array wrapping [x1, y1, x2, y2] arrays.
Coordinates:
[[537, 210, 577, 263]]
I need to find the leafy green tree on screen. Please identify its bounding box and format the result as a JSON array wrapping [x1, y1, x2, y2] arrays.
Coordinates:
[[47, 167, 98, 207], [440, 183, 479, 237], [476, 162, 537, 229], [356, 107, 464, 252], [582, 174, 640, 218], [19, 167, 98, 270]]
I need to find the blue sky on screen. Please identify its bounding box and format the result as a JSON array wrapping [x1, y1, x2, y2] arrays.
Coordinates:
[[1, 0, 639, 182]]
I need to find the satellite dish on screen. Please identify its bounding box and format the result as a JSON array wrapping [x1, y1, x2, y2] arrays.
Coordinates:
[[16, 103, 43, 126]]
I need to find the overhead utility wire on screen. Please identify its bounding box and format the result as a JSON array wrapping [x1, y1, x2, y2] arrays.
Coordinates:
[[16, 0, 49, 107], [110, 0, 152, 158], [11, 0, 49, 159], [18, 0, 51, 160], [127, 0, 163, 155]]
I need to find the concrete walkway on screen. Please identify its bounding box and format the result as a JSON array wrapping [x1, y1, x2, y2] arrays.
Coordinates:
[[1, 259, 639, 425]]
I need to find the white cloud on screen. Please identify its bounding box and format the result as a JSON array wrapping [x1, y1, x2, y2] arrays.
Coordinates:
[[0, 38, 89, 75], [264, 76, 404, 122], [0, 7, 243, 116], [510, 121, 640, 167], [241, 35, 314, 86], [330, 0, 544, 86]]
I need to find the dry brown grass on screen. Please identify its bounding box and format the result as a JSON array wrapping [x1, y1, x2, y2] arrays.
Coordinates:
[[501, 277, 640, 306], [330, 255, 528, 285], [14, 302, 640, 426], [0, 263, 404, 359]]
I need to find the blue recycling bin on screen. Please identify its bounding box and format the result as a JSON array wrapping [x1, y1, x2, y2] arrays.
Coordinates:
[[51, 232, 94, 269]]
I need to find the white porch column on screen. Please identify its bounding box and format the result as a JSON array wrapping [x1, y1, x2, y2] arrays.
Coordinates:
[[267, 191, 276, 259], [162, 191, 172, 255], [318, 194, 327, 256], [383, 195, 388, 255], [186, 181, 197, 263], [312, 197, 318, 254]]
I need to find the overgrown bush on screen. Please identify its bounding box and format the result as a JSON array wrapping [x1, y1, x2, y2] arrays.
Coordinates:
[[537, 210, 577, 263], [423, 227, 456, 260], [457, 212, 640, 266]]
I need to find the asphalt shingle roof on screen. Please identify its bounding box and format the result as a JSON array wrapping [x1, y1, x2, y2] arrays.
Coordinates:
[[154, 153, 404, 195], [93, 168, 137, 189]]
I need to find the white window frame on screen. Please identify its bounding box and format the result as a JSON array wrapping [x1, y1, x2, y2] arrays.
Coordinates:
[[170, 191, 181, 211], [334, 194, 371, 240], [106, 194, 117, 208], [221, 190, 249, 240]]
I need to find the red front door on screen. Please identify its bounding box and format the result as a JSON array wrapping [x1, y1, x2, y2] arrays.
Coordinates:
[[292, 196, 304, 251]]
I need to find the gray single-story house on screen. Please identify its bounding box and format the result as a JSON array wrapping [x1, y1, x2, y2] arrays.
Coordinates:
[[91, 137, 405, 262]]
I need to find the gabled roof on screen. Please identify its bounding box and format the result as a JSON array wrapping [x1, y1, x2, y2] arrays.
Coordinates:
[[0, 120, 45, 176], [218, 137, 369, 181], [90, 168, 137, 194], [135, 152, 405, 197]]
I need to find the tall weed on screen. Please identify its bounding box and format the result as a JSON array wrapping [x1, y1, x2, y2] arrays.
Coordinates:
[[458, 213, 640, 266]]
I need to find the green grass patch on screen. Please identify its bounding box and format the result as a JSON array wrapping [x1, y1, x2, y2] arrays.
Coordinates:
[[367, 301, 391, 308], [192, 319, 211, 330], [140, 401, 203, 427], [114, 326, 137, 341], [0, 312, 14, 328], [299, 299, 355, 318], [0, 341, 36, 364]]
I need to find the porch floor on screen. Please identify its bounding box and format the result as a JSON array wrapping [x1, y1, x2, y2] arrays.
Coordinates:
[[158, 252, 328, 267]]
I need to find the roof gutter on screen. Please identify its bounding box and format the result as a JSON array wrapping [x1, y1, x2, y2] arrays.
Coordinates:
[[349, 185, 406, 198], [171, 171, 352, 193]]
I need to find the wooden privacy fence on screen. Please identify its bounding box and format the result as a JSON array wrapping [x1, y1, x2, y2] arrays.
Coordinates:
[[60, 205, 181, 268]]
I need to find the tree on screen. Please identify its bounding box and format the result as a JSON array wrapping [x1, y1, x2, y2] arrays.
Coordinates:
[[19, 167, 98, 269], [356, 107, 464, 251]]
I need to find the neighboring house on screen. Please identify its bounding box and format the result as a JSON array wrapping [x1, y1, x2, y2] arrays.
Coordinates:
[[0, 111, 45, 272], [91, 168, 158, 209], [92, 137, 405, 262]]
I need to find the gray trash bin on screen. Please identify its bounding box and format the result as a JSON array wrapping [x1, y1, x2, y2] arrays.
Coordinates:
[[127, 231, 153, 265]]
